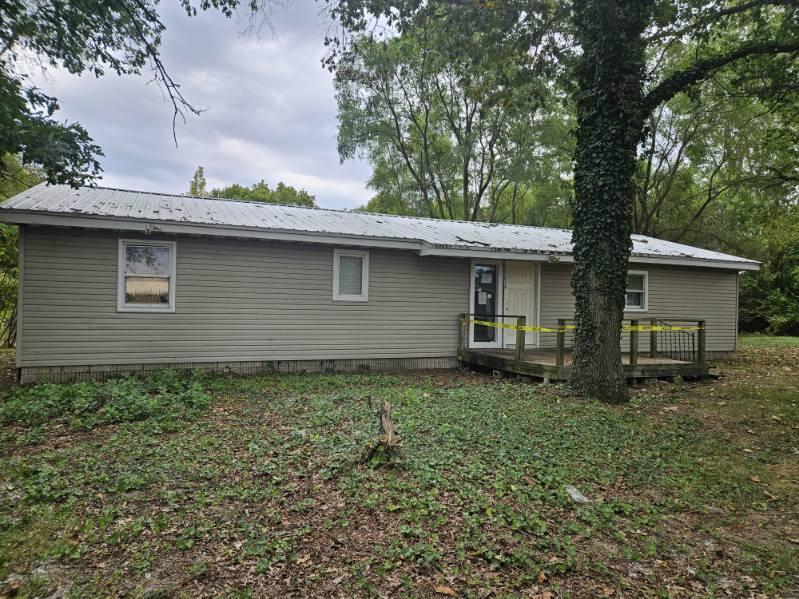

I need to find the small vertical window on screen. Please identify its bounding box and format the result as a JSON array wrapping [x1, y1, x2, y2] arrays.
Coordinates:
[[118, 240, 176, 312], [625, 271, 647, 311], [333, 249, 369, 301]]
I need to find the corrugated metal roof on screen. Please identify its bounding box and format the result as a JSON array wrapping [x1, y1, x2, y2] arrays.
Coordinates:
[[1, 183, 758, 267]]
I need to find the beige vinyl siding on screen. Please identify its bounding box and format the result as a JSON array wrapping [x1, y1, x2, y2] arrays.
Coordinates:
[[19, 227, 469, 367], [537, 264, 576, 349], [538, 263, 739, 352]]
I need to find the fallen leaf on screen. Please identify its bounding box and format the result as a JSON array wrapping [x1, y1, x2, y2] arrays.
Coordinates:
[[537, 571, 547, 583], [532, 592, 552, 599], [433, 584, 457, 596], [750, 475, 761, 483]]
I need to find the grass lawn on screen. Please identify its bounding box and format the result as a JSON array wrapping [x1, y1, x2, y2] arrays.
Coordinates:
[[0, 340, 797, 598], [739, 334, 799, 348]]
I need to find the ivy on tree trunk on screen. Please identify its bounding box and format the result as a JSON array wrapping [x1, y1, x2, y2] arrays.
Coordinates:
[[569, 0, 653, 403]]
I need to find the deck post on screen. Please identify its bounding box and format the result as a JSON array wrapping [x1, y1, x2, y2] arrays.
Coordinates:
[[630, 320, 639, 366], [555, 319, 566, 368], [515, 316, 526, 363], [649, 318, 658, 358], [697, 320, 706, 366]]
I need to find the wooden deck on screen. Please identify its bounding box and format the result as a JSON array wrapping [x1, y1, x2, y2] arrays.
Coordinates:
[[459, 347, 711, 381]]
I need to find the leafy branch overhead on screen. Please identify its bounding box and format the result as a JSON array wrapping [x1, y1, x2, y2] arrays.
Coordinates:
[[0, 0, 273, 186]]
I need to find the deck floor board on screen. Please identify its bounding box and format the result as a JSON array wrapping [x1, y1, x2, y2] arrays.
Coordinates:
[[459, 348, 708, 381], [477, 348, 688, 366]]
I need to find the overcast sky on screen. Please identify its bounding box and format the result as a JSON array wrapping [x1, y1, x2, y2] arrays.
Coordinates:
[[33, 2, 373, 209]]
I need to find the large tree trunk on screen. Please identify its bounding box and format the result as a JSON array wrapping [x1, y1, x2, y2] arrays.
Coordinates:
[[568, 0, 652, 403]]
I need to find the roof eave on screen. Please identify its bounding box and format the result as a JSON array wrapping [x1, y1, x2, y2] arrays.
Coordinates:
[[0, 209, 761, 271], [422, 244, 759, 270], [0, 210, 422, 251], [628, 254, 760, 271]]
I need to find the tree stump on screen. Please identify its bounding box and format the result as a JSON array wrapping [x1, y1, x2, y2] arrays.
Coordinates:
[[363, 398, 402, 464]]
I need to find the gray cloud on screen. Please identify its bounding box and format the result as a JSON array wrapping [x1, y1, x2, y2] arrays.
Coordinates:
[[32, 2, 372, 209]]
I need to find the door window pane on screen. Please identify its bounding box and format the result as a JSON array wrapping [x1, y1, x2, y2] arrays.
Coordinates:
[[473, 264, 497, 342]]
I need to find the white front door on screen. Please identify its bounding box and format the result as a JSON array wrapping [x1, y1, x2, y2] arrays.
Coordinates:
[[469, 260, 503, 348], [503, 261, 539, 348]]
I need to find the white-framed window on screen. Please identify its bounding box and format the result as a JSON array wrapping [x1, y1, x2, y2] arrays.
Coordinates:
[[117, 239, 176, 312], [625, 271, 648, 311], [333, 249, 369, 302]]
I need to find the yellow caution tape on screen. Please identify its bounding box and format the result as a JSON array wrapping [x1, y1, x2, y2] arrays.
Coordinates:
[[469, 319, 569, 333], [467, 319, 703, 333], [468, 319, 574, 333]]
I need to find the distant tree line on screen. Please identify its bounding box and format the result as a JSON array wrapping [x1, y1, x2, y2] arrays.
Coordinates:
[[187, 167, 316, 207]]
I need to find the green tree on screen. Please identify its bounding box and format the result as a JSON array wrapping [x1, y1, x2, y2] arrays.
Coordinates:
[[1, 1, 269, 186], [336, 10, 558, 222], [633, 60, 797, 244], [189, 166, 208, 197], [569, 1, 797, 402], [327, 0, 799, 402], [0, 154, 44, 346], [188, 168, 317, 207], [211, 181, 316, 207], [739, 211, 799, 336], [627, 47, 798, 336]]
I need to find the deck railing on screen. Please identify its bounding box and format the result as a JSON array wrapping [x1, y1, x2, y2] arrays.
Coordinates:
[[458, 313, 528, 363], [458, 314, 707, 367], [646, 318, 706, 366]]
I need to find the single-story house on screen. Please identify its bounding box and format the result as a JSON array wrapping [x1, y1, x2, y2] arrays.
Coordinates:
[[1, 184, 759, 383]]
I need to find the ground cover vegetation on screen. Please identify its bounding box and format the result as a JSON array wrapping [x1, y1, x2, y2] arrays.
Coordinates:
[[0, 339, 796, 597]]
